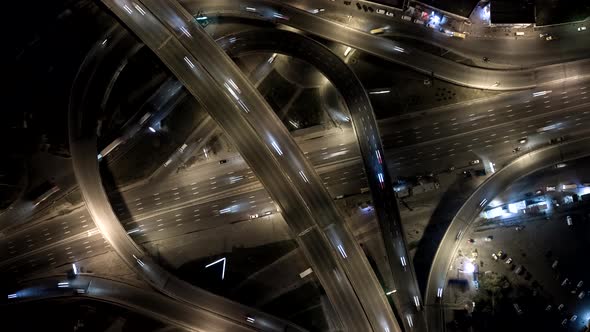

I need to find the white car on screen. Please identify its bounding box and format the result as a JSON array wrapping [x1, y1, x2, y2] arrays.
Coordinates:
[[386, 11, 394, 17], [578, 26, 587, 31], [249, 214, 259, 219], [469, 159, 480, 165], [566, 215, 573, 226], [376, 8, 386, 14], [505, 257, 513, 264], [492, 253, 498, 261]]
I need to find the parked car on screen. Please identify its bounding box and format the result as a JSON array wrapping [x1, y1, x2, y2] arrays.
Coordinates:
[[566, 215, 573, 226], [557, 304, 564, 311], [492, 253, 498, 261], [513, 303, 523, 315], [545, 304, 552, 311], [552, 260, 559, 269], [561, 278, 569, 287], [505, 257, 513, 264]]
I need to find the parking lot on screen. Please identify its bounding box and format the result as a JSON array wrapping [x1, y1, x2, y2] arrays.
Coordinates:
[[446, 194, 590, 330]]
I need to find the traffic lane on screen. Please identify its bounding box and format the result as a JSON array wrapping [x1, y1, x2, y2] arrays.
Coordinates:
[[189, 0, 587, 91], [380, 83, 590, 149], [9, 276, 258, 332], [4, 232, 108, 277], [297, 0, 590, 66], [0, 209, 92, 263], [384, 104, 590, 175], [0, 144, 364, 270]]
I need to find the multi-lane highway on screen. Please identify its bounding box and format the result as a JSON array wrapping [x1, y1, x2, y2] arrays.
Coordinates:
[[68, 24, 305, 332], [187, 0, 590, 90], [296, 0, 590, 67], [4, 1, 590, 331], [100, 1, 401, 331]]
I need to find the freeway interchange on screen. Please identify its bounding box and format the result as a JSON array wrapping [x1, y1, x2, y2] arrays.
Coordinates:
[[3, 0, 590, 331]]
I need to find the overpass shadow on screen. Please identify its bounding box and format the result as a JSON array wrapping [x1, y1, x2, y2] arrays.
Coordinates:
[[412, 174, 479, 293]]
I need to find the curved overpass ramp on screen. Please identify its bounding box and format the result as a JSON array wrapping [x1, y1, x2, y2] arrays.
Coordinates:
[[69, 25, 305, 332], [425, 136, 590, 332], [3, 275, 256, 332], [186, 0, 590, 91]]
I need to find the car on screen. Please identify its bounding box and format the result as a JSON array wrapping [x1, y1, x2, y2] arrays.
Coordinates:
[[264, 211, 272, 216], [514, 265, 524, 274], [497, 250, 504, 258], [469, 159, 480, 165], [219, 159, 227, 164], [492, 253, 498, 261], [376, 8, 386, 14], [519, 137, 527, 144], [545, 35, 554, 41], [577, 280, 584, 288], [249, 214, 259, 219], [579, 291, 586, 300], [557, 304, 564, 311], [570, 315, 577, 322], [561, 318, 568, 326], [505, 257, 513, 264], [545, 304, 552, 311], [512, 147, 521, 153], [561, 278, 569, 287], [566, 215, 573, 226], [386, 11, 394, 17], [552, 260, 559, 269], [578, 26, 587, 31], [485, 236, 493, 242]]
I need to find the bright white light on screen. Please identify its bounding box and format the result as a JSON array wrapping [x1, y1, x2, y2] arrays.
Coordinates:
[[183, 56, 195, 69], [344, 47, 352, 57], [437, 287, 443, 297], [148, 127, 156, 133], [132, 3, 146, 15], [489, 162, 495, 173], [97, 153, 103, 160], [393, 46, 405, 53], [180, 26, 191, 37], [386, 289, 397, 295], [273, 13, 287, 20], [227, 79, 241, 94], [376, 150, 382, 164], [533, 90, 552, 97], [406, 314, 414, 327], [224, 82, 239, 100], [122, 4, 133, 14], [378, 173, 384, 184], [127, 228, 140, 235], [337, 244, 348, 258], [237, 99, 250, 113], [288, 120, 299, 128], [479, 198, 488, 207], [196, 16, 208, 21], [245, 7, 256, 12], [271, 141, 283, 155], [246, 316, 255, 323], [464, 262, 475, 273], [299, 268, 313, 278], [267, 53, 277, 63], [58, 282, 69, 288], [72, 263, 78, 275], [413, 295, 420, 307], [369, 90, 391, 95], [7, 293, 17, 299], [400, 256, 407, 267], [299, 170, 309, 183], [205, 257, 227, 280], [508, 200, 526, 213]]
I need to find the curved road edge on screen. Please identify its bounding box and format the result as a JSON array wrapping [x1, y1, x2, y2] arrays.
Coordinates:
[[424, 136, 590, 331]]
